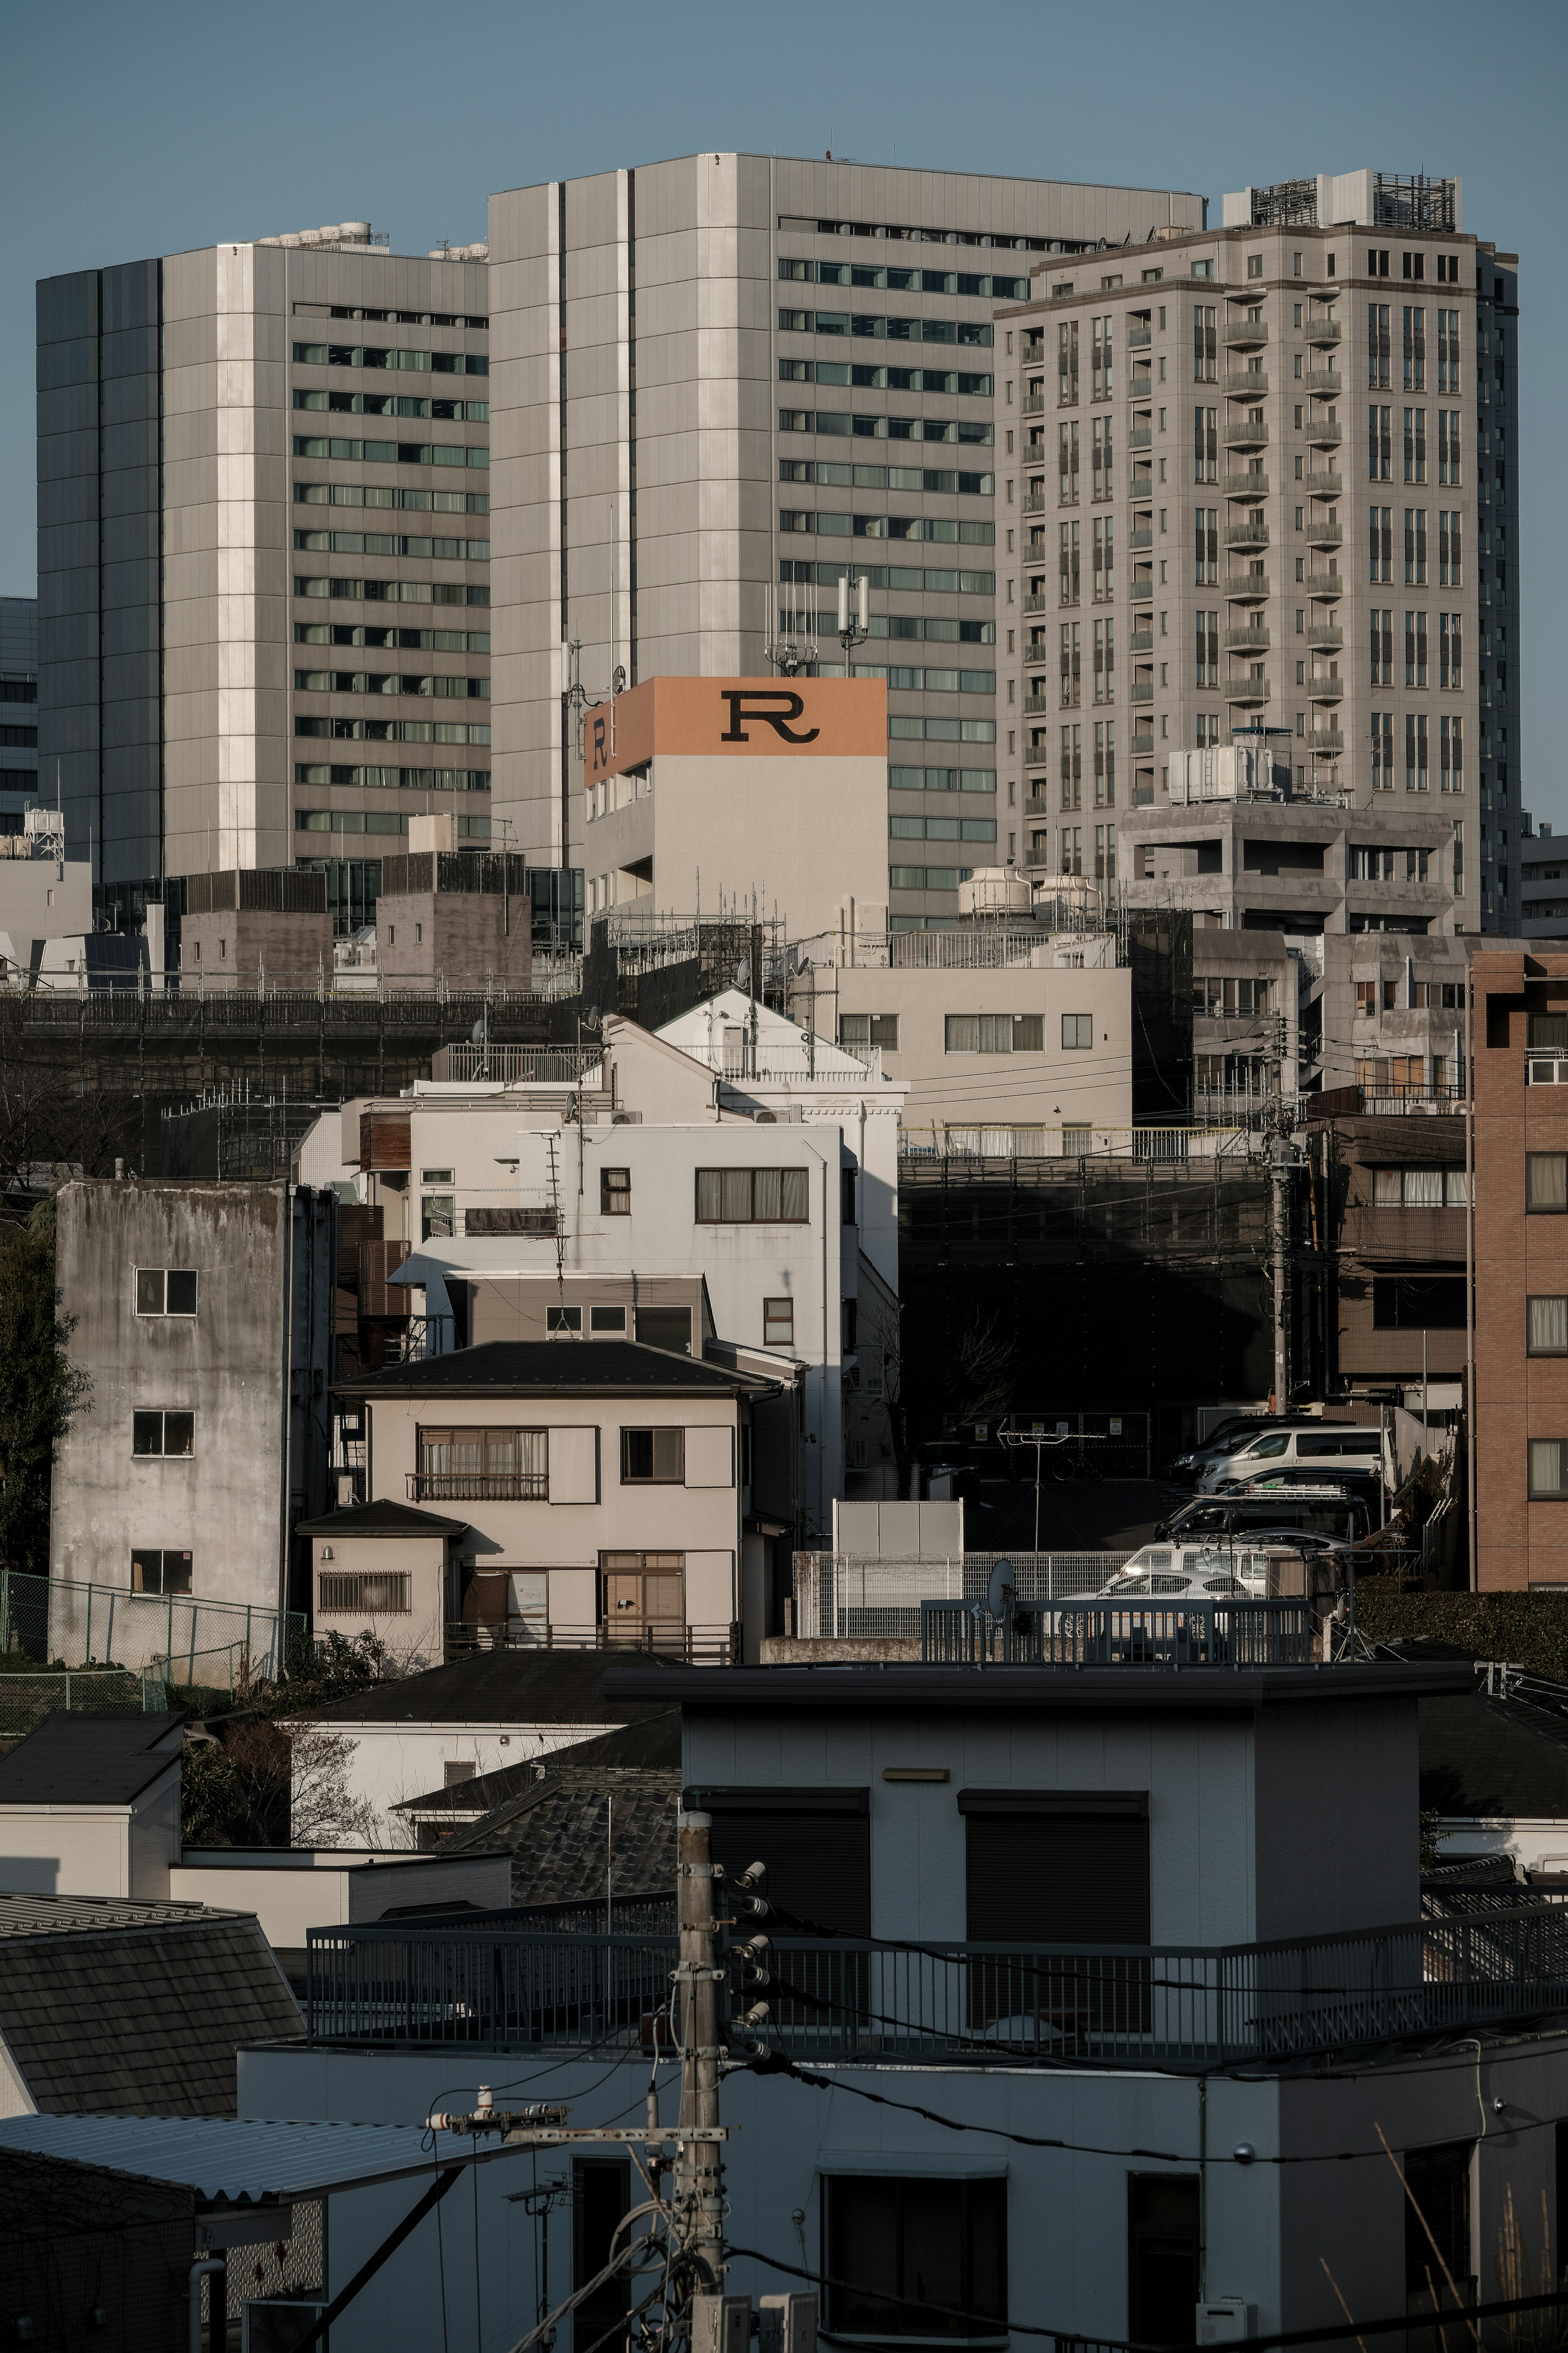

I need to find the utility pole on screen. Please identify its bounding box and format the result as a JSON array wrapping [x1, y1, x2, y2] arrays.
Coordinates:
[[676, 1809, 725, 2296], [1270, 1136, 1290, 1412]]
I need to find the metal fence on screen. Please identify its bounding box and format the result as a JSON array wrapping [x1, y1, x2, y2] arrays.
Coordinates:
[[305, 1907, 1568, 2066], [792, 1553, 1128, 1642], [0, 1570, 302, 1684], [0, 1668, 166, 1736], [920, 1597, 1314, 1668]]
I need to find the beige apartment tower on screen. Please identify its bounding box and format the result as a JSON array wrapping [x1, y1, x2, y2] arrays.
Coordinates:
[[485, 155, 1203, 928], [993, 169, 1521, 937]]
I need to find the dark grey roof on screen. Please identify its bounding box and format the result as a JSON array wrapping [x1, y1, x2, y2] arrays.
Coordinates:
[[0, 1713, 185, 1806], [603, 1661, 1478, 1712], [430, 1737, 680, 1902], [0, 1899, 301, 2117], [397, 1711, 683, 1818], [294, 1498, 469, 1537], [340, 1339, 768, 1398], [296, 1646, 680, 1729], [1421, 1689, 1568, 1820]]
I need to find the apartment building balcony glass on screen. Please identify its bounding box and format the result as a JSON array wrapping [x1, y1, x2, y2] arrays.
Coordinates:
[[1130, 525, 1154, 549], [1304, 369, 1343, 395], [1225, 624, 1270, 651], [1229, 678, 1270, 705], [1223, 370, 1268, 397], [1304, 415, 1343, 446], [1224, 574, 1270, 601], [1224, 473, 1270, 499], [1022, 394, 1045, 417], [1305, 519, 1343, 548], [1022, 492, 1047, 515], [1130, 371, 1154, 397], [1127, 323, 1152, 348], [1223, 319, 1269, 349], [1224, 521, 1270, 549], [1309, 729, 1345, 754], [1308, 625, 1344, 650], [1131, 681, 1155, 704], [1303, 472, 1344, 497], [1305, 316, 1342, 346], [1129, 426, 1152, 450], [1305, 572, 1344, 597], [1130, 627, 1154, 651], [1225, 419, 1269, 449], [1131, 731, 1155, 754], [1130, 578, 1155, 602]]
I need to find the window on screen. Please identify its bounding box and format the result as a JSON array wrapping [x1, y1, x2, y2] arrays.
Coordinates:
[[417, 1427, 548, 1498], [135, 1268, 198, 1318], [1372, 1169, 1467, 1208], [839, 1012, 900, 1050], [842, 1168, 858, 1227], [319, 1570, 411, 1615], [1092, 618, 1114, 705], [1531, 1443, 1568, 1499], [822, 2175, 1007, 2343], [1530, 1299, 1568, 1357], [695, 1168, 809, 1222], [621, 1427, 685, 1484], [1440, 714, 1463, 793], [1528, 1156, 1568, 1213], [1058, 419, 1079, 505], [1438, 509, 1461, 587], [1060, 723, 1082, 811], [635, 1305, 694, 1356], [1439, 614, 1461, 691], [1094, 720, 1115, 809], [547, 1305, 583, 1334], [132, 1411, 194, 1457], [1091, 517, 1114, 602], [1403, 2143, 1472, 2305], [1368, 406, 1391, 482], [1059, 621, 1081, 708], [1194, 610, 1218, 690], [1058, 319, 1079, 406], [1059, 519, 1080, 605], [944, 1015, 1044, 1054], [1091, 315, 1114, 401], [764, 1297, 795, 1347], [1404, 405, 1427, 483], [1371, 711, 1394, 791], [1370, 608, 1393, 686], [601, 1166, 631, 1215], [1404, 508, 1428, 586], [1091, 415, 1113, 502], [1061, 1014, 1093, 1050], [1192, 303, 1216, 382], [1129, 2177, 1201, 2353], [131, 1548, 193, 1597], [590, 1305, 627, 1334], [1437, 409, 1461, 486], [1368, 302, 1390, 388], [1406, 711, 1429, 792], [1192, 405, 1217, 486]]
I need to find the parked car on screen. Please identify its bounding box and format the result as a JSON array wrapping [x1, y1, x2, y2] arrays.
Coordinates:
[[1169, 1416, 1324, 1487], [1095, 1547, 1264, 1599], [1197, 1423, 1386, 1494], [1157, 1488, 1371, 1547]]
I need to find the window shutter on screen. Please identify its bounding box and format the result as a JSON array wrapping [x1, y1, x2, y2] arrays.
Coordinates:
[[683, 1427, 734, 1489], [960, 1792, 1150, 1944], [700, 1790, 871, 1936], [547, 1425, 599, 1505]]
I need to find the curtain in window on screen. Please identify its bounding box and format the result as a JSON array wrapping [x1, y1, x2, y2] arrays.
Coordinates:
[[1527, 1155, 1568, 1211], [721, 1168, 754, 1221], [780, 1168, 809, 1221], [1529, 1298, 1568, 1356], [1531, 1440, 1567, 1497], [1403, 1168, 1443, 1207]]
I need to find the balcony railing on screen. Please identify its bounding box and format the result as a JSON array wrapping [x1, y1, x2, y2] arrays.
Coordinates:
[[410, 1471, 549, 1502], [1225, 627, 1270, 651], [1305, 316, 1343, 343], [1130, 580, 1155, 602], [1305, 572, 1344, 596], [922, 1597, 1311, 1667], [1224, 420, 1269, 447], [1127, 324, 1152, 348], [1304, 370, 1343, 395], [1303, 472, 1344, 497], [444, 1620, 740, 1665], [1307, 625, 1344, 650], [1224, 523, 1270, 548], [1129, 629, 1154, 652], [1021, 493, 1047, 515], [1022, 395, 1045, 416], [1129, 373, 1154, 398], [1223, 474, 1270, 500], [303, 1906, 1568, 2068], [1129, 426, 1152, 450], [1222, 320, 1269, 348], [1304, 417, 1344, 445], [1309, 731, 1346, 754], [1306, 522, 1344, 547], [1224, 574, 1270, 600], [1130, 681, 1155, 704], [1223, 371, 1268, 397]]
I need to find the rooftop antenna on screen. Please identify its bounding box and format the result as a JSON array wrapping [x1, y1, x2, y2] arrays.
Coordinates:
[[837, 569, 870, 669], [765, 580, 817, 678]]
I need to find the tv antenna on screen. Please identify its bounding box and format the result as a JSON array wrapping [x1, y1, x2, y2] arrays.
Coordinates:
[[764, 582, 817, 678]]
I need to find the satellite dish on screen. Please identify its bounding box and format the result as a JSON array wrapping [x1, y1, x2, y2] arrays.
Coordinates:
[[986, 1557, 1016, 1619]]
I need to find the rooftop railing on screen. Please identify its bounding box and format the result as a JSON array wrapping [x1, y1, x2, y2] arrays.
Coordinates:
[[304, 1906, 1568, 2068], [921, 1596, 1314, 1667]]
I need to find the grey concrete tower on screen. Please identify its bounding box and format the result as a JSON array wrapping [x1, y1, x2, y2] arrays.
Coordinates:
[[37, 228, 490, 928], [486, 154, 1203, 930]]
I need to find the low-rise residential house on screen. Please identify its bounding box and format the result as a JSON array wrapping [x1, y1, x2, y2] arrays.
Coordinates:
[[0, 1713, 185, 1901], [294, 1497, 465, 1670], [49, 1179, 335, 1641], [1310, 1110, 1468, 1419], [393, 1708, 679, 1852], [335, 1338, 775, 1667]]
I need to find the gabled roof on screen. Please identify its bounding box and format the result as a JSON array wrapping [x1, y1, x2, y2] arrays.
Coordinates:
[[0, 2113, 488, 2199], [294, 1646, 680, 1729], [0, 1898, 301, 2117], [396, 1710, 683, 1818], [294, 1498, 469, 1537], [340, 1338, 770, 1398], [0, 1713, 185, 1807], [1421, 1688, 1568, 1820], [470, 1766, 680, 1905]]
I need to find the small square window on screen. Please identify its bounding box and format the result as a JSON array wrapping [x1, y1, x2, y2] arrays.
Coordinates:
[[1527, 1155, 1568, 1213], [421, 1168, 454, 1184], [547, 1305, 583, 1334], [764, 1297, 795, 1347], [1528, 1299, 1568, 1357], [421, 1194, 455, 1242], [621, 1427, 686, 1483], [601, 1167, 632, 1215], [133, 1410, 194, 1456], [136, 1268, 198, 1317], [589, 1305, 627, 1334], [1061, 1013, 1093, 1050], [1530, 1441, 1568, 1500], [131, 1548, 193, 1596]]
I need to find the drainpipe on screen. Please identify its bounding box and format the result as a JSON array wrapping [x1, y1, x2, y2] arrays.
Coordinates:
[[1466, 978, 1477, 1590], [189, 2256, 225, 2353], [797, 1138, 833, 1543]]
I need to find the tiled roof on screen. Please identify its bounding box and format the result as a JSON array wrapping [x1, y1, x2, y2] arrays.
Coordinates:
[[440, 1729, 681, 1906], [342, 1339, 765, 1396], [1421, 1689, 1568, 1820], [0, 1900, 302, 2116], [294, 1498, 469, 1537], [0, 1713, 185, 1806], [396, 1711, 682, 1818]]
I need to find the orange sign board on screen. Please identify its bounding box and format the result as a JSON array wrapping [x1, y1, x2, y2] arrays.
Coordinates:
[[581, 676, 887, 787]]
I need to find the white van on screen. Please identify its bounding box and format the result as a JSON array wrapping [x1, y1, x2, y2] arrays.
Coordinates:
[[1197, 1422, 1386, 1494]]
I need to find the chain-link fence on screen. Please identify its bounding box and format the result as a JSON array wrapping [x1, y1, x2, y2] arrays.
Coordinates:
[[0, 1570, 302, 1686], [792, 1550, 1131, 1641], [0, 1668, 165, 1737]]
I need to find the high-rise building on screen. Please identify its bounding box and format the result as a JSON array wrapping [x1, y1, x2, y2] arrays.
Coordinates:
[[0, 595, 38, 832], [36, 226, 491, 931], [994, 169, 1519, 936], [485, 156, 1205, 930]]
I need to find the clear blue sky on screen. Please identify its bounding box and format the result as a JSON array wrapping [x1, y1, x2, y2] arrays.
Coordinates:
[[4, 0, 1563, 816]]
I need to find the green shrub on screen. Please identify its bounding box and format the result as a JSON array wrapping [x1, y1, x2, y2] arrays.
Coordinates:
[[1355, 1580, 1568, 1679]]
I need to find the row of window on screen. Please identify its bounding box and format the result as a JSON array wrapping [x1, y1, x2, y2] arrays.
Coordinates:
[[1193, 976, 1273, 1016], [294, 765, 490, 793], [1349, 846, 1432, 881], [295, 717, 491, 745], [828, 664, 995, 696], [889, 865, 976, 891], [889, 766, 997, 793], [1366, 304, 1463, 392], [294, 575, 489, 606], [1372, 1167, 1468, 1207], [0, 725, 37, 748], [779, 510, 995, 545], [413, 1425, 706, 1494], [295, 625, 489, 653], [1053, 722, 1118, 808], [294, 670, 490, 699], [783, 609, 994, 646], [779, 408, 993, 446], [779, 461, 993, 496], [780, 359, 993, 397], [293, 341, 488, 374], [294, 532, 490, 560], [1355, 981, 1466, 1012], [1368, 408, 1462, 484], [294, 436, 489, 469], [942, 1014, 1095, 1053], [296, 486, 488, 514], [779, 259, 1030, 299], [891, 716, 997, 743], [1367, 612, 1464, 691], [1052, 826, 1118, 881], [296, 809, 491, 837], [294, 392, 487, 422], [1369, 713, 1464, 794], [778, 560, 996, 596], [890, 816, 996, 843], [1368, 509, 1463, 586], [779, 308, 993, 347], [0, 679, 37, 702], [1051, 619, 1118, 708]]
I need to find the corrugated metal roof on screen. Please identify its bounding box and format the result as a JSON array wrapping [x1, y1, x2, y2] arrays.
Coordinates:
[[0, 2114, 472, 2201]]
